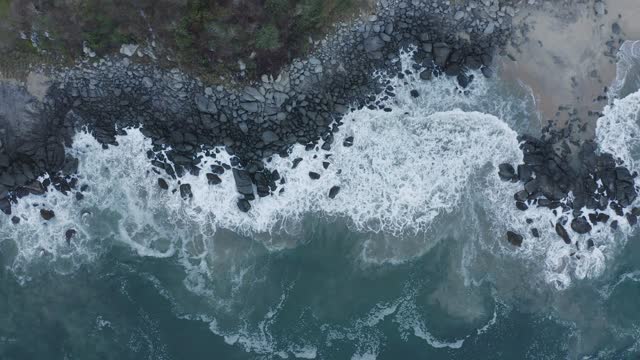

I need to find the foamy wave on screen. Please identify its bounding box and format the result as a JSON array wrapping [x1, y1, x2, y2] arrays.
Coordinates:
[[597, 90, 640, 172], [609, 40, 640, 100]]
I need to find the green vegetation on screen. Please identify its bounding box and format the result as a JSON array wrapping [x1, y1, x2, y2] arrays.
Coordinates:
[[255, 24, 281, 50], [266, 0, 290, 19], [0, 0, 368, 82], [80, 2, 136, 54], [0, 0, 10, 20]]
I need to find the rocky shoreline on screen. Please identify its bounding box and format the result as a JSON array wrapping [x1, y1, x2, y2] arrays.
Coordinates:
[[0, 0, 511, 213], [0, 0, 638, 245]]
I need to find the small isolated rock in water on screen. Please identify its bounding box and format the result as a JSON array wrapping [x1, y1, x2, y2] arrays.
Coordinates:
[[40, 209, 55, 221], [611, 220, 619, 230], [65, 229, 77, 244], [515, 201, 528, 211], [309, 172, 321, 180], [456, 73, 473, 88], [531, 228, 540, 238], [570, 217, 592, 234], [206, 173, 222, 185], [237, 198, 251, 213], [11, 216, 20, 225], [612, 22, 621, 35], [587, 239, 595, 249], [626, 213, 638, 226], [555, 223, 572, 244], [343, 136, 354, 147], [158, 178, 169, 190], [410, 89, 420, 98], [498, 163, 516, 181], [292, 158, 303, 169], [75, 192, 84, 201], [179, 183, 193, 199], [506, 231, 523, 247], [329, 186, 341, 199]]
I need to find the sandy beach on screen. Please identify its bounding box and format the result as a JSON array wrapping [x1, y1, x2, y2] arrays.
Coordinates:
[[501, 0, 640, 139]]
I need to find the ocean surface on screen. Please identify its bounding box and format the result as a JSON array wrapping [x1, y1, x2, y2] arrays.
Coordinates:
[[2, 47, 640, 359]]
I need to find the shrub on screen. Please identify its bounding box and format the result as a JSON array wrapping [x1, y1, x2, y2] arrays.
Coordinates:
[[255, 24, 280, 50]]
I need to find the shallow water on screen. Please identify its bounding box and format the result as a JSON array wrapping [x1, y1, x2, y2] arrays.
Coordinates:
[[2, 49, 640, 359]]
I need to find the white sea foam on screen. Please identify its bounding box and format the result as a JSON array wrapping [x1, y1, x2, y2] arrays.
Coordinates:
[[609, 40, 640, 100], [3, 47, 639, 356]]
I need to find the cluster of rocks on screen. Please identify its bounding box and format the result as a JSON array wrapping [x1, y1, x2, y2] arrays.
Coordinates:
[[501, 135, 639, 247], [0, 0, 514, 216]]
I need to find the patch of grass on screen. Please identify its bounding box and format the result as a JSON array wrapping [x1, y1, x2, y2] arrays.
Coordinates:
[[255, 24, 281, 50], [265, 0, 290, 19], [80, 1, 137, 54], [0, 0, 10, 20]]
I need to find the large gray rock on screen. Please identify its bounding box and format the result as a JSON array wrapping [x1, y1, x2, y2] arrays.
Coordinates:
[[232, 168, 254, 195], [364, 36, 385, 53]]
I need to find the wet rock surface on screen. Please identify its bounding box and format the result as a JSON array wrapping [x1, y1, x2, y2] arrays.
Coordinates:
[[0, 0, 511, 214], [499, 133, 639, 245]]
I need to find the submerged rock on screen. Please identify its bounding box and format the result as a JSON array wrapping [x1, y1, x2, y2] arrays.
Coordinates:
[[179, 183, 193, 199], [206, 173, 222, 185], [158, 178, 169, 190], [65, 229, 77, 244], [506, 231, 523, 247], [40, 209, 55, 220], [498, 163, 516, 181], [555, 223, 571, 244], [237, 198, 251, 213], [329, 186, 341, 199], [570, 217, 592, 234]]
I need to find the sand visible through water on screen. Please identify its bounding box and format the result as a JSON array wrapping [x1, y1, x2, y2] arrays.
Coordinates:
[[501, 0, 640, 139]]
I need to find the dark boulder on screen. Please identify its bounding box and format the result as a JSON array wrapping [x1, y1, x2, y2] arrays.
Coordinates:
[[309, 172, 321, 180], [570, 217, 592, 234], [329, 186, 341, 199], [456, 73, 473, 88], [419, 70, 433, 81], [555, 223, 572, 244], [11, 216, 20, 224], [0, 197, 10, 215], [410, 90, 420, 98], [597, 213, 610, 223], [65, 229, 77, 244], [498, 163, 516, 181], [158, 178, 169, 190], [515, 201, 528, 211], [627, 213, 638, 226], [254, 172, 271, 197], [292, 158, 303, 169], [232, 169, 254, 196], [179, 183, 193, 199], [611, 220, 619, 230], [506, 231, 523, 247], [237, 198, 251, 213], [210, 165, 225, 175], [343, 137, 354, 147], [206, 173, 222, 185], [531, 228, 540, 238], [40, 209, 55, 220], [517, 164, 533, 182], [514, 190, 529, 202]]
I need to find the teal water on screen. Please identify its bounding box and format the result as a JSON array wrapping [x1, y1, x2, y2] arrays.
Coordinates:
[[2, 217, 640, 359], [2, 49, 640, 359]]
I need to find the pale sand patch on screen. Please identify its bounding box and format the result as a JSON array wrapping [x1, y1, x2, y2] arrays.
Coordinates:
[[500, 0, 640, 138], [26, 71, 51, 101]]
